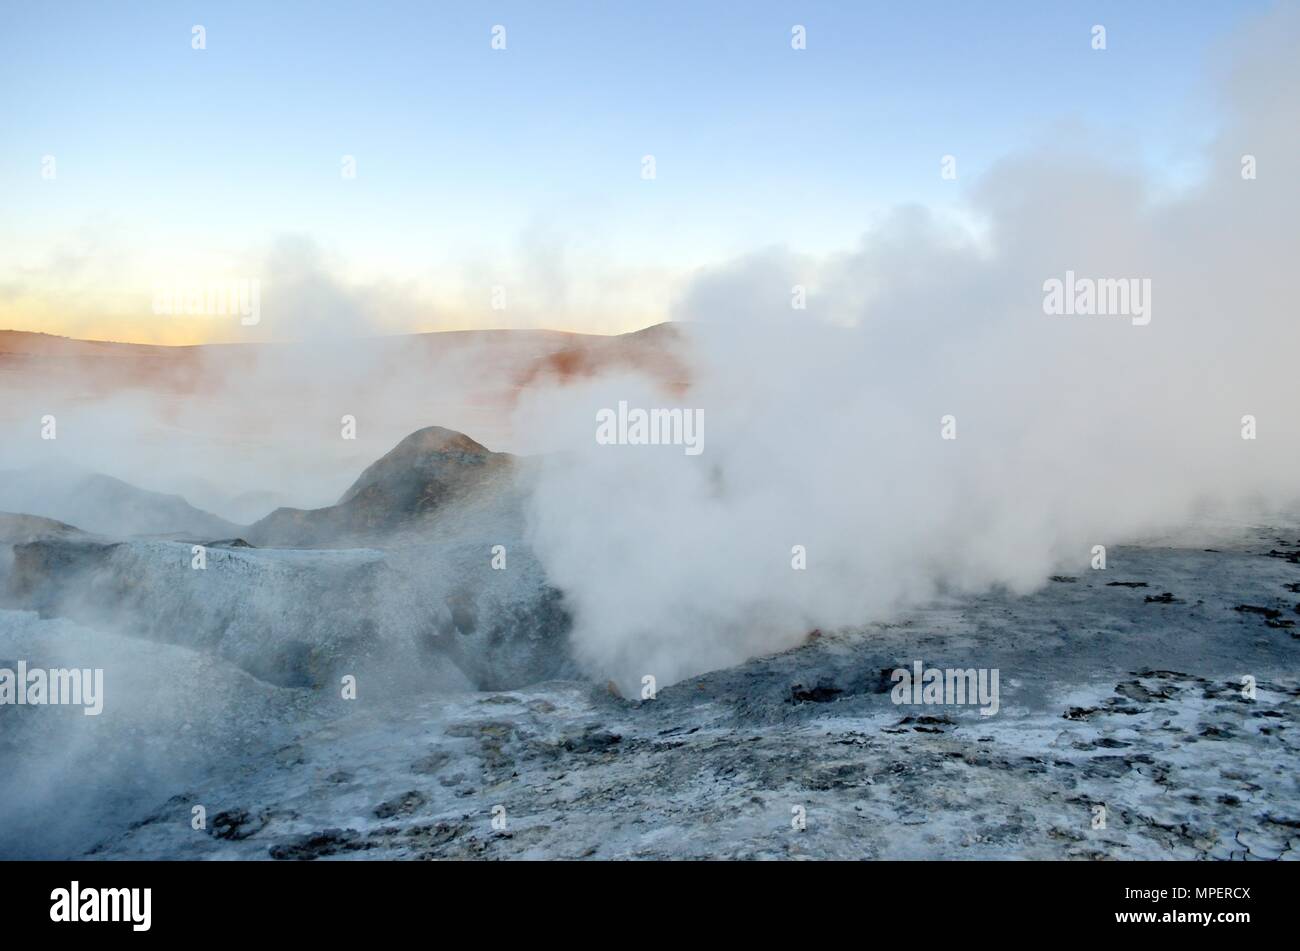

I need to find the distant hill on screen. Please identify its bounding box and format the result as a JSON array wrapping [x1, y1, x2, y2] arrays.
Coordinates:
[[0, 324, 688, 461], [0, 467, 243, 539], [0, 324, 685, 397]]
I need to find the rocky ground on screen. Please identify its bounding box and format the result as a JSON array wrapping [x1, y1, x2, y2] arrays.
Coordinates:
[[3, 521, 1296, 860]]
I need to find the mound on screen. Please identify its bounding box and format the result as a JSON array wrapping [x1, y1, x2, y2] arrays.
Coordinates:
[[0, 512, 84, 544], [248, 427, 513, 548]]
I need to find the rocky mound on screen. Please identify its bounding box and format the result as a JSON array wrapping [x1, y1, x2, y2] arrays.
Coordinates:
[[4, 534, 574, 691], [1, 426, 575, 691], [0, 512, 84, 544], [248, 427, 513, 548]]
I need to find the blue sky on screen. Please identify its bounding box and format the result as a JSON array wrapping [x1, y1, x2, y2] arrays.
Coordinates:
[[0, 0, 1274, 340]]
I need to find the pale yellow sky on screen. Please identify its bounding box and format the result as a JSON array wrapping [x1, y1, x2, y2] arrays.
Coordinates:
[[0, 237, 684, 344]]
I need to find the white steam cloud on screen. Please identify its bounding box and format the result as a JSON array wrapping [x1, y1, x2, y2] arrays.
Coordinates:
[[517, 5, 1300, 690]]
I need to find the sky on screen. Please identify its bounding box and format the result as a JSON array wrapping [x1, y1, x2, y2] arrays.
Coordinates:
[[0, 0, 1276, 343]]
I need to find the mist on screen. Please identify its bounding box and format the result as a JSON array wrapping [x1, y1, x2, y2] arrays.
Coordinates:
[[1, 5, 1296, 697], [516, 4, 1300, 690], [2, 3, 1299, 867]]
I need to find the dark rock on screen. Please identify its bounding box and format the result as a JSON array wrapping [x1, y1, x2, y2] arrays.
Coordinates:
[[1115, 680, 1176, 702], [411, 752, 452, 775], [897, 714, 956, 726], [268, 828, 366, 861], [790, 682, 843, 703], [1063, 706, 1102, 721], [561, 729, 622, 754], [373, 790, 428, 819], [1234, 604, 1282, 619], [211, 808, 266, 841]]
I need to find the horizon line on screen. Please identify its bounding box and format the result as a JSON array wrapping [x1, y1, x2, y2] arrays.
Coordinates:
[[0, 320, 677, 349]]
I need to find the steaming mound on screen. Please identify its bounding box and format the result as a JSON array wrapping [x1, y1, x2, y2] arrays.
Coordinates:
[[0, 609, 319, 860], [0, 513, 87, 591], [0, 512, 85, 544], [0, 467, 242, 538], [248, 426, 513, 548], [4, 535, 573, 691], [2, 426, 575, 691], [0, 423, 574, 699], [6, 538, 426, 688]]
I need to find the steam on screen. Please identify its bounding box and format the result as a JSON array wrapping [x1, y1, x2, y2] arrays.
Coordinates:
[[517, 5, 1300, 689], [1, 5, 1296, 698]]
